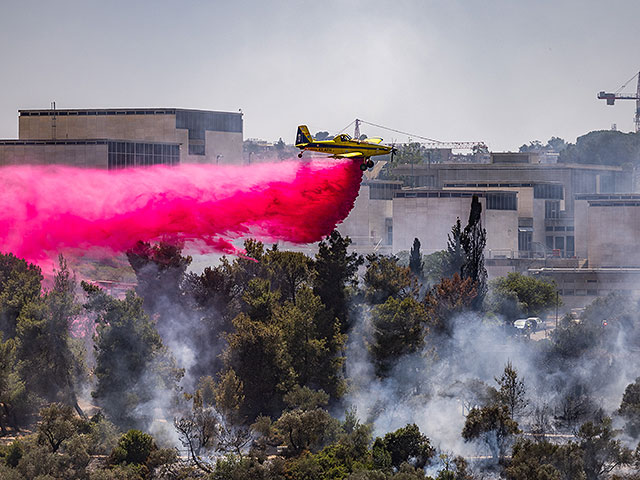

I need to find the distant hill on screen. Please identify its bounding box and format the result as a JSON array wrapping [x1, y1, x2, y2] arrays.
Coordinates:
[[559, 130, 640, 166]]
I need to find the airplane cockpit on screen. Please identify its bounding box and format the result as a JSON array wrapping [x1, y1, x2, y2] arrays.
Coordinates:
[[334, 134, 352, 142]]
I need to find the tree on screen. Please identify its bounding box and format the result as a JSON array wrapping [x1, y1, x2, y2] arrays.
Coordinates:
[[15, 256, 85, 415], [222, 312, 292, 419], [85, 286, 183, 429], [110, 429, 156, 466], [422, 250, 447, 285], [443, 219, 464, 279], [506, 438, 585, 480], [363, 254, 415, 305], [0, 253, 43, 339], [37, 403, 83, 453], [0, 333, 36, 433], [369, 297, 429, 377], [313, 231, 363, 333], [490, 272, 558, 318], [424, 274, 477, 336], [577, 417, 633, 480], [559, 130, 640, 166], [374, 423, 435, 469], [264, 248, 312, 305], [462, 404, 519, 461], [460, 195, 487, 309], [409, 238, 423, 279], [618, 378, 640, 438], [495, 361, 527, 420], [272, 387, 340, 456], [274, 288, 345, 398], [126, 240, 192, 317]]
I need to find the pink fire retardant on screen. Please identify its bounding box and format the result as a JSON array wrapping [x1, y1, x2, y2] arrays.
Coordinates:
[[0, 159, 363, 267]]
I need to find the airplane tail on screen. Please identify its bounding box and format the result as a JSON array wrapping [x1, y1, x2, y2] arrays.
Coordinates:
[[296, 125, 313, 146]]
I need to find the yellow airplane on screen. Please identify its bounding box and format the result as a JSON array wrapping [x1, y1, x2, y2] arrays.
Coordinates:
[[295, 125, 396, 171]]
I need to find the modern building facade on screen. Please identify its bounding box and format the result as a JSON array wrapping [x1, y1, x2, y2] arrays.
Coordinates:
[[0, 107, 243, 168]]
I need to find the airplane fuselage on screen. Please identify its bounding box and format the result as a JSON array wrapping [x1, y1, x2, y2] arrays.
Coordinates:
[[298, 140, 392, 158]]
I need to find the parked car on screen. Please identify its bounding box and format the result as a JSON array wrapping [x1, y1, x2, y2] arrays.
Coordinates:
[[513, 318, 537, 334]]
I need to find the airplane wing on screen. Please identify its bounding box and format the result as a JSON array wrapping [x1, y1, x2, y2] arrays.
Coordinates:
[[333, 152, 364, 158], [363, 137, 383, 144]]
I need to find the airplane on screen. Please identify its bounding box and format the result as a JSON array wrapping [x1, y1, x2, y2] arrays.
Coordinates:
[[295, 125, 396, 171]]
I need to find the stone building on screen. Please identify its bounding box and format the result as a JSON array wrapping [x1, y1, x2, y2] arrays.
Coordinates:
[[0, 107, 243, 168]]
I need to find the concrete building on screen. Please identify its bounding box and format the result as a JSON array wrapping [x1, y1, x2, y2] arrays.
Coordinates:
[[335, 152, 640, 304], [391, 189, 518, 258], [574, 194, 640, 267], [0, 107, 243, 168]]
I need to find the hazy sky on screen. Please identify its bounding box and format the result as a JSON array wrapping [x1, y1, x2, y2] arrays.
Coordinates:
[[1, 0, 639, 151]]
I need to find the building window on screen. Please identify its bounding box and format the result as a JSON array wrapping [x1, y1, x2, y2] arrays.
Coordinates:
[[546, 236, 554, 251], [555, 236, 565, 253], [385, 218, 393, 245], [518, 230, 532, 252], [566, 236, 575, 257], [545, 200, 560, 219], [108, 142, 179, 169], [486, 192, 517, 210], [534, 184, 563, 199]]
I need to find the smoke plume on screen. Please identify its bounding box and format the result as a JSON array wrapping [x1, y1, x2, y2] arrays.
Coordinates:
[[0, 159, 362, 265]]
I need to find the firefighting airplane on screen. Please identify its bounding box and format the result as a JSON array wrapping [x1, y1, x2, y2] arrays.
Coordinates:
[[295, 125, 396, 171]]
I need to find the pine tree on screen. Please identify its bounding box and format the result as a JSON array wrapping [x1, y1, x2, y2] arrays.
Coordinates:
[[444, 218, 464, 279], [408, 238, 423, 279], [461, 195, 487, 309]]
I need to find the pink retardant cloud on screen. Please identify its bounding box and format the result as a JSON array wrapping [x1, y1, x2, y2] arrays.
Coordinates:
[[0, 159, 363, 267]]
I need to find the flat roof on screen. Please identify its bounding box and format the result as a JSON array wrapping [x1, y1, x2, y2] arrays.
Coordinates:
[[392, 162, 625, 172], [394, 189, 517, 199], [0, 138, 181, 146], [575, 193, 640, 200], [18, 108, 243, 117]]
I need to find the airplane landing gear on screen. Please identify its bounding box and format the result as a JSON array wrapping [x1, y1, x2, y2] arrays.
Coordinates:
[[298, 152, 303, 158], [366, 159, 374, 169], [359, 162, 368, 171]]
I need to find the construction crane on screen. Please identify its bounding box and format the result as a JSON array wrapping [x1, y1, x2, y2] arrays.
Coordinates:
[[352, 118, 486, 152], [597, 70, 640, 132]]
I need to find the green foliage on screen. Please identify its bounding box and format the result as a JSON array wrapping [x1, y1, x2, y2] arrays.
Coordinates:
[[110, 429, 155, 466], [422, 250, 447, 285], [489, 272, 558, 317], [85, 288, 183, 429], [0, 332, 36, 433], [273, 395, 340, 456], [370, 297, 429, 377], [443, 218, 464, 279], [313, 231, 363, 332], [577, 417, 633, 480], [16, 256, 85, 409], [126, 240, 192, 315], [461, 404, 519, 460], [3, 440, 24, 467], [0, 252, 42, 339], [506, 438, 585, 480], [223, 311, 293, 419], [37, 403, 83, 453], [375, 423, 435, 470], [495, 361, 527, 419], [519, 136, 567, 153], [618, 377, 640, 438], [559, 130, 640, 166], [364, 254, 415, 305], [265, 248, 312, 305]]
